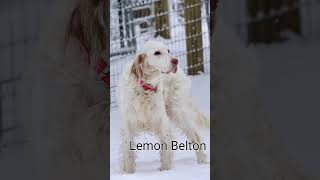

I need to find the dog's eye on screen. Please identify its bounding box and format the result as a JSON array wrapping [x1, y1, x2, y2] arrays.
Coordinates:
[[154, 51, 161, 56], [168, 49, 170, 53]]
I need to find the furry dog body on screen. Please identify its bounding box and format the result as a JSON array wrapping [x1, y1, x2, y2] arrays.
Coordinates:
[[162, 67, 208, 164], [119, 40, 208, 174], [119, 41, 176, 173]]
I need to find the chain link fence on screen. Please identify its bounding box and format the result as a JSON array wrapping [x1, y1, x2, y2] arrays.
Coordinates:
[[110, 0, 210, 107]]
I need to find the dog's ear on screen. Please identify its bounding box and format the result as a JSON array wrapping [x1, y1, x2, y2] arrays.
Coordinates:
[[131, 53, 146, 80]]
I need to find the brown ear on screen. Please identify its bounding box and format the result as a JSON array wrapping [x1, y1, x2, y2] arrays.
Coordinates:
[[131, 53, 146, 80]]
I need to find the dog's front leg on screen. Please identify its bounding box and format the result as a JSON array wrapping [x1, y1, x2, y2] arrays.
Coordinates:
[[119, 126, 136, 174], [158, 115, 174, 171]]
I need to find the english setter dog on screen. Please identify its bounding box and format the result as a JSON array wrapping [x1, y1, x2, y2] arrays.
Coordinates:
[[119, 40, 209, 173]]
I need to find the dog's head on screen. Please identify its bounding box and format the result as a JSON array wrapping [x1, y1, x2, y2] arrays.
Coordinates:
[[131, 40, 178, 79]]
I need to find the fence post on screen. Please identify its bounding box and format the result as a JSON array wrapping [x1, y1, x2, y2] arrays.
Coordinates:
[[117, 0, 125, 47], [184, 0, 204, 75], [154, 0, 171, 39], [123, 1, 133, 47], [128, 1, 137, 49]]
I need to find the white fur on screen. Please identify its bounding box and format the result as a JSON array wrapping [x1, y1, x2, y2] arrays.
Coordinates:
[[162, 67, 209, 163], [119, 40, 208, 174]]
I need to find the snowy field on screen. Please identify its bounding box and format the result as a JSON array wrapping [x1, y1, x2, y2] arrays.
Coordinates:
[[110, 74, 210, 180]]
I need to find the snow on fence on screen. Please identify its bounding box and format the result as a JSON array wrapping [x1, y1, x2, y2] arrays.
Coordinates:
[[110, 0, 210, 107]]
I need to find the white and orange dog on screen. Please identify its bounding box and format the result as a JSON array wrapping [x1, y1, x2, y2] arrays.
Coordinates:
[[119, 40, 209, 173]]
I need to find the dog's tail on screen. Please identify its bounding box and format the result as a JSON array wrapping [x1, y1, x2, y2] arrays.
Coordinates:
[[192, 102, 210, 129]]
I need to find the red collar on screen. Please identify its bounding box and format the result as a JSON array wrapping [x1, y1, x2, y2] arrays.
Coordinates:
[[96, 59, 109, 84], [139, 79, 157, 93], [78, 34, 109, 85]]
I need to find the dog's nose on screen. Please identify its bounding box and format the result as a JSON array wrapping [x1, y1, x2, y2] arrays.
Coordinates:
[[171, 59, 178, 65]]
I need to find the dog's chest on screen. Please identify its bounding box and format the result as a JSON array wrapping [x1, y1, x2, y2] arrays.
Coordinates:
[[139, 92, 157, 104], [133, 92, 163, 131], [135, 92, 160, 115]]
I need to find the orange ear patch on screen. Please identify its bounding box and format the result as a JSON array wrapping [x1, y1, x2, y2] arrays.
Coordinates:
[[131, 53, 146, 79]]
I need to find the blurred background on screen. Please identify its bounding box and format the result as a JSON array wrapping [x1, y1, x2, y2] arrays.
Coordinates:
[[219, 0, 320, 178], [0, 0, 53, 178], [220, 0, 320, 43], [0, 0, 52, 153]]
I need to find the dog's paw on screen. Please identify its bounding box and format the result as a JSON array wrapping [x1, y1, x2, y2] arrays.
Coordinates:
[[197, 152, 207, 164], [197, 159, 209, 164], [159, 164, 173, 171], [122, 169, 135, 174], [120, 161, 136, 174], [121, 167, 136, 174], [159, 166, 172, 171]]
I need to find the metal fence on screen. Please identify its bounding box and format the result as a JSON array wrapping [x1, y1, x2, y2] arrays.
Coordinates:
[[110, 0, 210, 107], [0, 0, 52, 150]]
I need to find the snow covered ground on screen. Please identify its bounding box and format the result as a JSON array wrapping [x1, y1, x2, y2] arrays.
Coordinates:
[[110, 74, 210, 180]]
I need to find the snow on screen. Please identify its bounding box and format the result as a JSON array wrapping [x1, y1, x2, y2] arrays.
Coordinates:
[[110, 74, 210, 180]]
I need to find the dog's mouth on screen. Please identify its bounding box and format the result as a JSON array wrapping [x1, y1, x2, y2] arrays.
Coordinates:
[[162, 66, 177, 74], [173, 66, 177, 73]]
